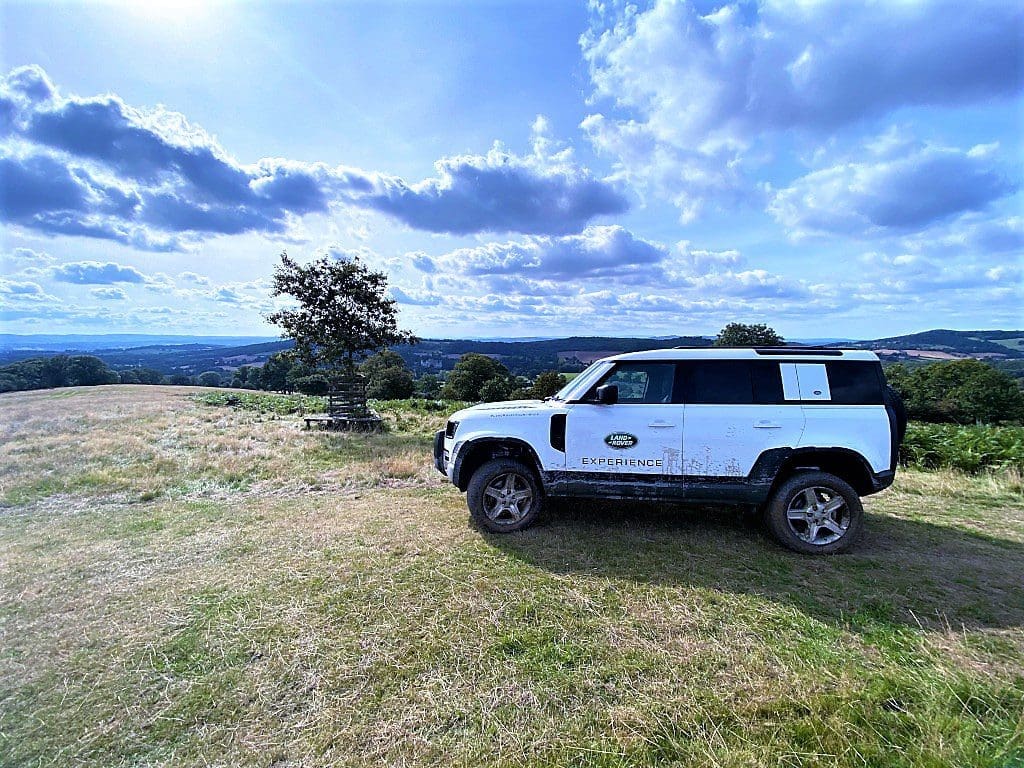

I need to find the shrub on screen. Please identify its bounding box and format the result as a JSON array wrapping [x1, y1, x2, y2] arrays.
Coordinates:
[[193, 391, 326, 414], [887, 360, 1024, 424], [901, 423, 1024, 473]]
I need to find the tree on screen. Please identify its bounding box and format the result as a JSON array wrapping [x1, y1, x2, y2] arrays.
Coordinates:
[[887, 359, 1024, 424], [479, 377, 511, 403], [197, 371, 223, 387], [416, 374, 441, 399], [529, 371, 567, 399], [65, 356, 118, 386], [231, 366, 261, 389], [130, 368, 165, 385], [441, 354, 512, 401], [168, 373, 193, 386], [292, 374, 330, 395], [267, 252, 416, 377], [258, 352, 293, 392], [360, 350, 415, 400], [714, 323, 783, 347]]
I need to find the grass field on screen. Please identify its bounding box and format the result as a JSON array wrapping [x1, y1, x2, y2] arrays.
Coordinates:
[[1, 386, 1022, 767]]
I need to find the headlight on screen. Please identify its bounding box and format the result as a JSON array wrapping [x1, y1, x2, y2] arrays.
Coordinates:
[[445, 420, 459, 438]]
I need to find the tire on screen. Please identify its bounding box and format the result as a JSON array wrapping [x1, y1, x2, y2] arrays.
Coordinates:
[[466, 458, 543, 533], [764, 471, 863, 554]]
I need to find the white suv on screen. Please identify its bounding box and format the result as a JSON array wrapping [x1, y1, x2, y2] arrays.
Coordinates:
[[434, 348, 906, 554]]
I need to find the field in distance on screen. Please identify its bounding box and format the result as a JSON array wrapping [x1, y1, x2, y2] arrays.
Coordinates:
[[1, 386, 1022, 767]]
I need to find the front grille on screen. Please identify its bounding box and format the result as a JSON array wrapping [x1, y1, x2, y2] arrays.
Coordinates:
[[445, 420, 459, 438]]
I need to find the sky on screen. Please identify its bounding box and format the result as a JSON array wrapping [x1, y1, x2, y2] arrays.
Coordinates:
[[1, 0, 1022, 340]]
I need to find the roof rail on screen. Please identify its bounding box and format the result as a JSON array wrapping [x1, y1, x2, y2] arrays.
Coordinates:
[[753, 347, 844, 356]]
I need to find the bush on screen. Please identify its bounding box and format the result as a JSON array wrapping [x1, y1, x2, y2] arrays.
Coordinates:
[[901, 423, 1024, 473], [887, 360, 1024, 425], [193, 391, 326, 414]]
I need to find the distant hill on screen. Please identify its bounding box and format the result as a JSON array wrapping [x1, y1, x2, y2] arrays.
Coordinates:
[[833, 329, 1024, 360], [2, 329, 1021, 379], [0, 334, 278, 352]]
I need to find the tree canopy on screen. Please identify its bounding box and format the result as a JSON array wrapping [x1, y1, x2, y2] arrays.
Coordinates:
[[360, 350, 415, 400], [267, 252, 416, 376], [713, 323, 784, 347], [441, 353, 512, 401], [886, 360, 1024, 425]]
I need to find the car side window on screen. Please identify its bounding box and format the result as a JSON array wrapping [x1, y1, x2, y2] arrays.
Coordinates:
[[591, 362, 677, 404], [681, 361, 754, 404]]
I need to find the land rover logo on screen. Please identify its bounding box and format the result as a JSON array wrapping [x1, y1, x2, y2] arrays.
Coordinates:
[[604, 432, 638, 449]]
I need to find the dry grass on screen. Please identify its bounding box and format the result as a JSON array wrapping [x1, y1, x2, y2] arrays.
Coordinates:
[[1, 386, 1022, 767]]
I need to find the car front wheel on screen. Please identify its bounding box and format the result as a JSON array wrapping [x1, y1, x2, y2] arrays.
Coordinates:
[[467, 458, 543, 533], [765, 471, 863, 554]]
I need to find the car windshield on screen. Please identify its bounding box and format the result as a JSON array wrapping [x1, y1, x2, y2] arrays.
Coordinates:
[[551, 361, 613, 401]]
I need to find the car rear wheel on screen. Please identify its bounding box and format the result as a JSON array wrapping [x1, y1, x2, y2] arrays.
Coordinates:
[[467, 458, 543, 533], [765, 471, 863, 554]]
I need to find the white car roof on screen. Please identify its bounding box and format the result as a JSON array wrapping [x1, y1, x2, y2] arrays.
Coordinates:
[[605, 348, 880, 363]]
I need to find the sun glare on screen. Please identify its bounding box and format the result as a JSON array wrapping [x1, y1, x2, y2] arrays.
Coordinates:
[[126, 0, 210, 24]]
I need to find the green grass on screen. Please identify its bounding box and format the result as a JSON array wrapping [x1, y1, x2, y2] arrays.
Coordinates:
[[1, 386, 1022, 767]]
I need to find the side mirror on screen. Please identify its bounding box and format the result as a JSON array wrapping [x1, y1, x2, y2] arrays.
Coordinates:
[[596, 384, 618, 405]]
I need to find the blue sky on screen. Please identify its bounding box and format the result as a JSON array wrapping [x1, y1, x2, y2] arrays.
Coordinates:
[[1, 0, 1022, 339]]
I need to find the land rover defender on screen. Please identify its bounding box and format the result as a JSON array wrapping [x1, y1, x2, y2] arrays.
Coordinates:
[[433, 348, 906, 554]]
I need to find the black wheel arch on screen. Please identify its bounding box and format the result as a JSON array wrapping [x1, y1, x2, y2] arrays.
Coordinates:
[[452, 438, 544, 491], [766, 447, 878, 497]]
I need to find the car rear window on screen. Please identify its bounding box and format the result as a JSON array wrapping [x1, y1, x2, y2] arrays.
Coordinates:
[[825, 361, 884, 404]]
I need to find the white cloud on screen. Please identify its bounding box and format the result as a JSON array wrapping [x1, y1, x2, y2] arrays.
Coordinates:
[[769, 141, 1016, 237], [580, 0, 1023, 218]]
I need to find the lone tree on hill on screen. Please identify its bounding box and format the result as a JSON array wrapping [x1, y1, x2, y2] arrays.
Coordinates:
[[267, 252, 416, 379], [714, 323, 784, 347]]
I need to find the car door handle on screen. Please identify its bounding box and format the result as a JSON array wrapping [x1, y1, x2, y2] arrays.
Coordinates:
[[754, 421, 781, 428], [648, 421, 677, 428]]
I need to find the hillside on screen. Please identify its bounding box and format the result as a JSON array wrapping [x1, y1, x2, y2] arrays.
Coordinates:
[[2, 330, 1022, 382], [837, 329, 1024, 360], [1, 386, 1022, 767]]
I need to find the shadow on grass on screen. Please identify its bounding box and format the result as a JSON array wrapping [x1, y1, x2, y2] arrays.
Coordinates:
[[487, 500, 1024, 631]]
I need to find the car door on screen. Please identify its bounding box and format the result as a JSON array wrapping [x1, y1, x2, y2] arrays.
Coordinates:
[[564, 361, 683, 476], [680, 361, 805, 478]]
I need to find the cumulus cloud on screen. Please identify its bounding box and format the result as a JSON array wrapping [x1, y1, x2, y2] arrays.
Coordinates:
[[391, 223, 817, 324], [90, 286, 128, 300], [49, 261, 148, 284], [0, 278, 46, 296], [435, 225, 665, 281], [3, 247, 54, 264], [581, 0, 1023, 217], [364, 144, 628, 235], [177, 271, 210, 286], [391, 286, 442, 306], [769, 141, 1016, 237], [0, 65, 626, 246]]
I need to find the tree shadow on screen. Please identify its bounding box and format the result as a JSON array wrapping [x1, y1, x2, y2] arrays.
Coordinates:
[[486, 499, 1024, 631]]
